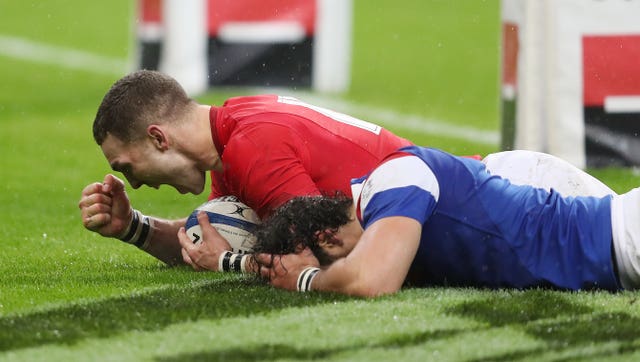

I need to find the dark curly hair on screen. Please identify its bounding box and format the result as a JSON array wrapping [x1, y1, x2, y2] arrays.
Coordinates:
[[254, 195, 354, 265]]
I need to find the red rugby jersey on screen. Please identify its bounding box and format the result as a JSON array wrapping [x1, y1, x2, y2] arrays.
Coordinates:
[[208, 94, 413, 218]]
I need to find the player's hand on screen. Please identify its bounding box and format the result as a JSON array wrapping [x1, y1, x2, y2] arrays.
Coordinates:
[[78, 174, 133, 238], [177, 211, 233, 271], [255, 248, 320, 291]]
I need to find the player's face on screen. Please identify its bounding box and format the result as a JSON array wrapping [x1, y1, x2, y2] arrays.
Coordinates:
[[101, 134, 206, 195]]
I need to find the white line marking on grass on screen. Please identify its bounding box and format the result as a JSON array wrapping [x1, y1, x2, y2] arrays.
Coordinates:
[[1, 35, 498, 145], [289, 92, 500, 146], [0, 34, 127, 75]]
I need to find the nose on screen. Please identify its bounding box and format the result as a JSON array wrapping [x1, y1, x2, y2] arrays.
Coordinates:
[[127, 178, 142, 189]]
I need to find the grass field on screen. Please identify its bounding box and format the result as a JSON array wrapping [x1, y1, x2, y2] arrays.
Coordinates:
[[2, 1, 640, 361]]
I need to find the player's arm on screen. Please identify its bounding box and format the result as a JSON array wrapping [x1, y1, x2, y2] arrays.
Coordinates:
[[259, 216, 422, 297], [78, 174, 185, 265], [137, 216, 186, 265], [312, 216, 421, 296]]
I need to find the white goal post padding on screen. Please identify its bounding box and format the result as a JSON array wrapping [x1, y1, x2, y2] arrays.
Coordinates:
[[159, 0, 208, 96], [139, 0, 351, 95], [501, 0, 640, 168]]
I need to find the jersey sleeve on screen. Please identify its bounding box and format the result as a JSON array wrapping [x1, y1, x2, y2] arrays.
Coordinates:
[[357, 155, 440, 228], [222, 122, 322, 218]]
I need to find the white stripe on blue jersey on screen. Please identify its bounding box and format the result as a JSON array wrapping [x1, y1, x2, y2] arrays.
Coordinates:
[[351, 155, 440, 228], [357, 155, 439, 212]]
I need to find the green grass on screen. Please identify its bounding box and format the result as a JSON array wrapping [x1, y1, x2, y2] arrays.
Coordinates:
[[1, 0, 640, 361], [349, 0, 501, 130]]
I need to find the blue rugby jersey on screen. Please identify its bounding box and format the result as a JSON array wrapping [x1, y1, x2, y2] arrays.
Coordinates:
[[351, 146, 619, 291]]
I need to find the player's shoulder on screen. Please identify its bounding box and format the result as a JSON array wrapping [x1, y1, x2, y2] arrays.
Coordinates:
[[221, 121, 304, 165], [377, 146, 487, 188], [361, 148, 441, 197], [381, 146, 457, 167], [222, 94, 278, 107], [220, 95, 286, 121]]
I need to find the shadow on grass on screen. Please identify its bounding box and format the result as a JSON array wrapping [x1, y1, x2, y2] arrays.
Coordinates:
[[155, 328, 467, 362], [158, 289, 640, 362], [447, 290, 640, 361], [0, 275, 350, 352]]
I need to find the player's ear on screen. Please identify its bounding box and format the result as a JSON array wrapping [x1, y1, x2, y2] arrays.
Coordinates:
[[317, 229, 342, 249], [294, 243, 306, 253], [147, 125, 169, 150]]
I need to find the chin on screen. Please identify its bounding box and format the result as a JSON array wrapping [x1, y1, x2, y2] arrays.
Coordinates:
[[185, 183, 205, 195], [170, 184, 189, 194]]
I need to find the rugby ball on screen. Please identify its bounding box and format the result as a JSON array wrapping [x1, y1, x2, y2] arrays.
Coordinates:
[[185, 196, 260, 254]]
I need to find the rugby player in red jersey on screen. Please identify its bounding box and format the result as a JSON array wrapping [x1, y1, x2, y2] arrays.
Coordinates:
[[78, 70, 411, 269]]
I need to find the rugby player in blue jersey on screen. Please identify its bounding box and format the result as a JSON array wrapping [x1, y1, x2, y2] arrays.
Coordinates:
[[250, 146, 639, 296]]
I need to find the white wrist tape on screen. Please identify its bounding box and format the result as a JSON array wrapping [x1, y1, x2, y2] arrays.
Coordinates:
[[297, 267, 321, 292], [240, 254, 250, 273], [218, 251, 249, 273], [119, 209, 152, 249]]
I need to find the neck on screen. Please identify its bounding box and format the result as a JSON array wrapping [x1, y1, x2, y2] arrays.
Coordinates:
[[177, 104, 221, 171], [197, 105, 223, 171]]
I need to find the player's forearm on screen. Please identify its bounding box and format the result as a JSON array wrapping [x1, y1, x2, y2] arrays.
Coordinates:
[[143, 217, 187, 265], [310, 217, 419, 296], [123, 214, 186, 266], [311, 259, 395, 297]]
